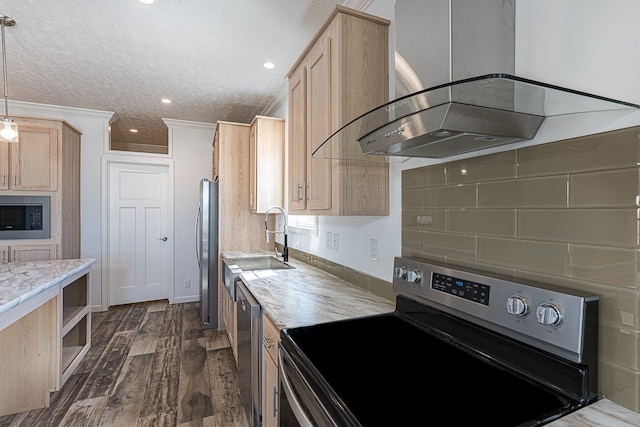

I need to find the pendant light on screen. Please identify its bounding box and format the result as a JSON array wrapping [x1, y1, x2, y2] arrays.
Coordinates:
[[0, 15, 17, 143]]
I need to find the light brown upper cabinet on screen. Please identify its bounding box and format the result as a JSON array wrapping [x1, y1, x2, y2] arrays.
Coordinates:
[[249, 116, 285, 213], [0, 119, 60, 191], [286, 5, 390, 216]]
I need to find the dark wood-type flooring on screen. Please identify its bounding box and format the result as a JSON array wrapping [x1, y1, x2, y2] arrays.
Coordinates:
[[0, 300, 249, 427]]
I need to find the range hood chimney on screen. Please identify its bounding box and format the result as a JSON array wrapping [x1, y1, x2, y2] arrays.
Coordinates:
[[312, 1, 639, 161]]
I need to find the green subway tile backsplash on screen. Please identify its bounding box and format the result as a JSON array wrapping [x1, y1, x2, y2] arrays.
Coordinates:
[[447, 150, 517, 185], [478, 176, 568, 208], [569, 168, 640, 207]]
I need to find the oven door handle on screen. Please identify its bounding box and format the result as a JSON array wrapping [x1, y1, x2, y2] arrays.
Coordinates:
[[279, 348, 316, 427]]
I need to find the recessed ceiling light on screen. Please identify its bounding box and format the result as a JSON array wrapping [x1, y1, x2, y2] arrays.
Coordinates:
[[130, 129, 138, 133], [161, 98, 171, 104], [139, 0, 154, 4], [263, 62, 275, 70]]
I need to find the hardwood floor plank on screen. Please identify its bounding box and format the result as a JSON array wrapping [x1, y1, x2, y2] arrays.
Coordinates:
[[208, 348, 248, 427], [177, 337, 214, 423], [0, 410, 26, 426], [101, 303, 132, 324], [118, 302, 149, 331], [58, 396, 108, 427], [203, 328, 231, 351], [182, 302, 204, 340], [137, 411, 177, 427], [139, 335, 181, 417], [76, 330, 137, 400], [145, 299, 169, 313], [98, 353, 155, 426], [162, 303, 184, 337], [75, 317, 122, 375], [129, 310, 165, 356]]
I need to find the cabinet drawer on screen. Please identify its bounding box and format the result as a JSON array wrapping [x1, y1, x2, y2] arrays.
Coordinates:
[[262, 313, 279, 363]]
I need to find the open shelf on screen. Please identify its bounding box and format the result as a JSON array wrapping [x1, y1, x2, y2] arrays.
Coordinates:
[[60, 272, 91, 385]]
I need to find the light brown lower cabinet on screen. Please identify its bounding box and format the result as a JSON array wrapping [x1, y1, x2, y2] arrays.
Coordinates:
[[0, 290, 58, 415], [262, 313, 280, 427], [0, 243, 57, 263], [0, 265, 91, 416]]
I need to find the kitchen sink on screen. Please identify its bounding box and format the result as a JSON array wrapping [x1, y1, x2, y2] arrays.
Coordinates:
[[227, 256, 294, 271]]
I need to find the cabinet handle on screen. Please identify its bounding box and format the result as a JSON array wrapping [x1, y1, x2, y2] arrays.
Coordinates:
[[1, 173, 4, 186], [304, 183, 309, 201], [1, 249, 5, 263], [13, 174, 17, 187], [296, 183, 303, 202], [262, 335, 274, 349], [272, 385, 278, 417], [12, 249, 16, 261]]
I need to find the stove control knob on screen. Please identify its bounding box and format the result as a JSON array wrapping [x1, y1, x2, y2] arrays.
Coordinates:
[[506, 295, 529, 316], [405, 269, 422, 283], [536, 303, 565, 327], [394, 266, 407, 280]]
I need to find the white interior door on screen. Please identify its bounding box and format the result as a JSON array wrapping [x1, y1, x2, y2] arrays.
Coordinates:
[[108, 162, 171, 305]]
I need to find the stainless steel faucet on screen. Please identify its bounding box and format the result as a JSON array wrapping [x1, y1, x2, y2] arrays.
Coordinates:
[[264, 205, 288, 262]]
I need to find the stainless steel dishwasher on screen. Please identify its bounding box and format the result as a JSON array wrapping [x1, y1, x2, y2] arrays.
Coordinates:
[[236, 278, 261, 427]]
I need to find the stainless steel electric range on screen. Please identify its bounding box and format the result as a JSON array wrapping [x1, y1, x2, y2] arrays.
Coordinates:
[[278, 256, 599, 426]]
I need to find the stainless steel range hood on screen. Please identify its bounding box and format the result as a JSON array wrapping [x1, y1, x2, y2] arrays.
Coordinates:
[[312, 0, 639, 161], [312, 73, 640, 160]]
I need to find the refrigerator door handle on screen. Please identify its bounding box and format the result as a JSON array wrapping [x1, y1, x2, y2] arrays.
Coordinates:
[[195, 202, 202, 267]]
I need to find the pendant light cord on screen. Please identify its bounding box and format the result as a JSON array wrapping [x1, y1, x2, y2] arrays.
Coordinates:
[[1, 19, 9, 120]]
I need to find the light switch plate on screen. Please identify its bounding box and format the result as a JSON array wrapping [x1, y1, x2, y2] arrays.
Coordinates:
[[369, 239, 379, 261], [332, 232, 339, 250], [326, 232, 332, 249]]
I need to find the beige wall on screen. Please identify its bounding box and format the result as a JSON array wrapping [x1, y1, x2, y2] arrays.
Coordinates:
[[402, 126, 640, 411]]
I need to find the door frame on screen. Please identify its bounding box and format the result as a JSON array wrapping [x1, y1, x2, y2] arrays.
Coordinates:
[[101, 153, 175, 309]]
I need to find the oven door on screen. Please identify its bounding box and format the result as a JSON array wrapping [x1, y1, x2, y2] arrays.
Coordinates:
[[279, 310, 584, 427], [279, 344, 359, 427]]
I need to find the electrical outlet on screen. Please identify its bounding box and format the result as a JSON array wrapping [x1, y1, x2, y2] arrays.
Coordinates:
[[369, 239, 379, 261], [326, 231, 332, 249], [184, 278, 191, 288], [332, 232, 339, 250]]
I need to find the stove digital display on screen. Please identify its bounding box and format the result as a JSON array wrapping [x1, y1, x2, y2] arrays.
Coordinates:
[[432, 272, 490, 305]]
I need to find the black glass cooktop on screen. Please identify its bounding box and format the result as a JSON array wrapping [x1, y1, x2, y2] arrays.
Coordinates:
[[281, 298, 589, 426]]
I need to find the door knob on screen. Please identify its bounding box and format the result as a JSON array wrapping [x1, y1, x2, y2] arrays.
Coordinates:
[[158, 236, 168, 241]]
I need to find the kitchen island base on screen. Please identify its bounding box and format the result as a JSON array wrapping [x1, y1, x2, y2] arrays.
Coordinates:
[[0, 259, 95, 416]]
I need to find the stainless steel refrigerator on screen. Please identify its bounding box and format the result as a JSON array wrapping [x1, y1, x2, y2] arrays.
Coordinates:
[[197, 177, 219, 329]]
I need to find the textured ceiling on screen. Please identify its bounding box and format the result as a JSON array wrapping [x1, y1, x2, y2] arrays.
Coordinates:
[[1, 0, 347, 146]]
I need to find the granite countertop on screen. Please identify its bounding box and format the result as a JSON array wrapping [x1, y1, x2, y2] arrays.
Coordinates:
[[226, 251, 395, 329], [0, 258, 97, 318], [225, 251, 640, 426]]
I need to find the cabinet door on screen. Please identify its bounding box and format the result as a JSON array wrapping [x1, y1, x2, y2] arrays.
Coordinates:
[[305, 37, 333, 212], [212, 127, 219, 181], [262, 313, 280, 427], [262, 350, 279, 427], [250, 117, 284, 213], [249, 122, 257, 211], [12, 124, 58, 191], [10, 244, 57, 262], [287, 66, 308, 213], [0, 141, 9, 190]]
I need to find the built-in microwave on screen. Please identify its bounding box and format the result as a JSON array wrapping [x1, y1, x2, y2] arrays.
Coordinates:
[[0, 195, 50, 239]]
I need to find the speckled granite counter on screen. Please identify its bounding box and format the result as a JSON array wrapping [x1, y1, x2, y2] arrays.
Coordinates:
[[547, 399, 640, 426], [224, 251, 640, 426], [0, 258, 96, 329], [224, 251, 394, 329]]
